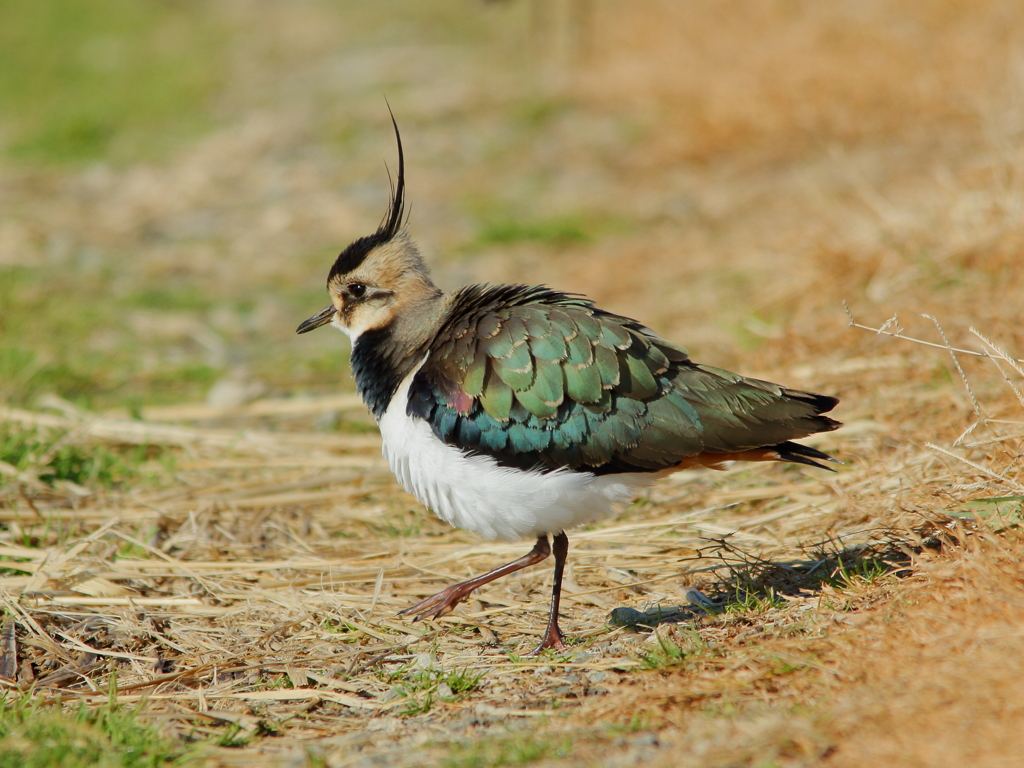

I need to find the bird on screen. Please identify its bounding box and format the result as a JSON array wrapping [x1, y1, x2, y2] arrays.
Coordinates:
[[297, 114, 840, 653]]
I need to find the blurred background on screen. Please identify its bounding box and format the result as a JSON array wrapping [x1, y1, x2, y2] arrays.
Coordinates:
[[4, 6, 1024, 761], [2, 0, 1023, 417]]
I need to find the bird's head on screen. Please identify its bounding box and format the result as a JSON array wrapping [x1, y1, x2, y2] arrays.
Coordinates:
[[297, 114, 440, 342]]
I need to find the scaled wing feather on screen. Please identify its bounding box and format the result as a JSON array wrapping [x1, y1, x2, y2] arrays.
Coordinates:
[[407, 285, 839, 475]]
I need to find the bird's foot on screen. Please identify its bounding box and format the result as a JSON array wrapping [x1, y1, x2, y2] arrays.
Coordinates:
[[527, 621, 566, 656], [397, 581, 479, 622]]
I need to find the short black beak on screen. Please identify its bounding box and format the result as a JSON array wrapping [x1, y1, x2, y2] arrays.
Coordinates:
[[296, 305, 335, 334]]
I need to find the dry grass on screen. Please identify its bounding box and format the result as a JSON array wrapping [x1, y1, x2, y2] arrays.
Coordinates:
[[3, 293, 1023, 768], [3, 1, 1024, 766]]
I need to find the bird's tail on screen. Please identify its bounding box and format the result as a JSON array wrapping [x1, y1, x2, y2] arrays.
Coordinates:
[[769, 441, 840, 471]]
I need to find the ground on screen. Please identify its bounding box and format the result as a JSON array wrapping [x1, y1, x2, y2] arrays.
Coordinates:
[[2, 1, 1024, 766]]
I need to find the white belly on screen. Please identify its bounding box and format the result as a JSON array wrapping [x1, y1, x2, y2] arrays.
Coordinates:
[[377, 373, 657, 542]]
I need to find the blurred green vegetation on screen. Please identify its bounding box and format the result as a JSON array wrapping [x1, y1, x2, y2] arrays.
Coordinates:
[[0, 0, 238, 409], [0, 0, 226, 163], [1, 266, 206, 408], [0, 694, 202, 767], [475, 212, 589, 246], [0, 260, 344, 409], [123, 285, 219, 312], [0, 423, 173, 490], [0, 0, 590, 415]]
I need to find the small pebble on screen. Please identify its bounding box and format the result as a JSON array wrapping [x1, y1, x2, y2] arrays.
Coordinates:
[[436, 682, 454, 699], [413, 653, 436, 670]]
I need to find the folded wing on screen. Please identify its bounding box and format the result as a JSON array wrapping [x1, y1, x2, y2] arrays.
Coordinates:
[[407, 285, 839, 475]]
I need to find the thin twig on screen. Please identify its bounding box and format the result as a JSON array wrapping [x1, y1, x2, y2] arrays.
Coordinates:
[[844, 302, 1024, 362], [921, 315, 986, 431], [924, 442, 1024, 493], [970, 328, 1024, 410]]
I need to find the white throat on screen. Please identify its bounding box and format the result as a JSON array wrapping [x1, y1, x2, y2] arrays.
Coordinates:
[[331, 315, 357, 341]]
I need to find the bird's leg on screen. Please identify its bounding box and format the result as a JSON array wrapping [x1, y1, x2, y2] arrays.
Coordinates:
[[530, 532, 569, 654], [399, 535, 551, 622]]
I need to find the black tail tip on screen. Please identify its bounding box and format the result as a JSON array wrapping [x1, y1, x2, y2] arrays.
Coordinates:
[[774, 441, 841, 472]]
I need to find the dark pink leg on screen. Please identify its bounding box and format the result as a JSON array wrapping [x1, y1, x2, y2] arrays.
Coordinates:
[[398, 536, 551, 622], [530, 532, 569, 654]]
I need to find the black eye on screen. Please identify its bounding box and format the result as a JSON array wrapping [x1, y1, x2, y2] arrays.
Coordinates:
[[348, 282, 367, 299]]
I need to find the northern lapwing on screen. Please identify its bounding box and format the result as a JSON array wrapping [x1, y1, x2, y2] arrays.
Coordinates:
[[297, 116, 840, 652]]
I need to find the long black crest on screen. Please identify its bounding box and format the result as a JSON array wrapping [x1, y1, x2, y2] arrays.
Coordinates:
[[379, 107, 406, 242], [327, 109, 407, 282]]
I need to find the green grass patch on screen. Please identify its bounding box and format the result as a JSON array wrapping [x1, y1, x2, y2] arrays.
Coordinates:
[[0, 265, 234, 409], [124, 285, 216, 312], [639, 628, 708, 670], [136, 364, 221, 402], [514, 97, 574, 130], [381, 662, 485, 717], [0, 260, 354, 410], [0, 267, 114, 407], [0, 695, 192, 768], [721, 586, 788, 616], [442, 733, 569, 767], [0, 0, 226, 164], [0, 424, 172, 491], [475, 214, 589, 246]]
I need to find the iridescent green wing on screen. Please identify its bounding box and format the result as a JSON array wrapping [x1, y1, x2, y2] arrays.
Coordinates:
[[407, 285, 705, 473], [408, 284, 839, 474]]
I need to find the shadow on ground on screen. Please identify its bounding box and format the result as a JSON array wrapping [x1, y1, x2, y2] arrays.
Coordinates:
[[608, 528, 944, 631]]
